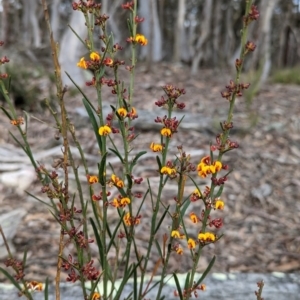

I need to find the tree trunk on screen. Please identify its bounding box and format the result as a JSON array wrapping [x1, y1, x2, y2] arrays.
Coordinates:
[[139, 0, 162, 63], [0, 0, 9, 44], [107, 0, 123, 44], [50, 0, 61, 41], [22, 0, 42, 48], [191, 0, 213, 75], [173, 0, 186, 63], [212, 0, 222, 67], [250, 0, 278, 83], [59, 10, 87, 87], [151, 0, 162, 61]]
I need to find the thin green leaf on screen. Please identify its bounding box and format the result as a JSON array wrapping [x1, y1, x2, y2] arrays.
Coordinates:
[[130, 151, 147, 173], [155, 240, 163, 259], [147, 178, 155, 210], [146, 280, 161, 294], [123, 292, 133, 300], [122, 98, 129, 111], [133, 264, 137, 300], [184, 272, 191, 291], [44, 278, 49, 300], [89, 275, 102, 298], [210, 142, 214, 162], [68, 24, 86, 46], [125, 174, 133, 190], [214, 185, 224, 198], [107, 212, 124, 251], [90, 218, 104, 267], [0, 106, 12, 120], [180, 198, 191, 221], [95, 66, 106, 81], [127, 18, 133, 36], [156, 155, 162, 171], [136, 188, 149, 216], [7, 75, 12, 92], [98, 152, 107, 185], [22, 250, 28, 270], [9, 132, 26, 152], [25, 191, 52, 208], [108, 148, 124, 164], [0, 267, 22, 291], [173, 273, 183, 299], [188, 175, 203, 199], [23, 110, 30, 134], [114, 261, 141, 300], [65, 72, 95, 111], [195, 255, 216, 286], [82, 98, 102, 150], [155, 205, 170, 234]]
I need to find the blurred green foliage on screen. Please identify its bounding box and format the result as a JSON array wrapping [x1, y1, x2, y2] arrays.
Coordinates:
[[271, 67, 300, 85]]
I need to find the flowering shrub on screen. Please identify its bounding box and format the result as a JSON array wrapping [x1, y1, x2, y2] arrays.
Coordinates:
[[0, 0, 260, 300]]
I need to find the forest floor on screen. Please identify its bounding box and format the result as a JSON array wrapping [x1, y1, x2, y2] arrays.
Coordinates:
[[0, 63, 300, 283]]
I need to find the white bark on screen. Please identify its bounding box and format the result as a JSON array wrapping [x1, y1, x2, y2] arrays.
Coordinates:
[[50, 0, 61, 41], [191, 0, 213, 74], [251, 0, 279, 83], [151, 0, 162, 61], [173, 0, 186, 62], [22, 0, 42, 48], [59, 10, 88, 87], [139, 0, 162, 62]]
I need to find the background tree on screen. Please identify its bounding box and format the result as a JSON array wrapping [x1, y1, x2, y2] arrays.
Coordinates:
[[0, 0, 299, 78]]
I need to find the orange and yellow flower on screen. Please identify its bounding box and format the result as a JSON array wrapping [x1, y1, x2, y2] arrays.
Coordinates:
[[111, 174, 124, 188], [90, 51, 100, 61], [99, 125, 112, 136], [215, 199, 224, 210], [198, 232, 216, 243], [171, 230, 185, 239], [187, 238, 196, 249], [134, 34, 148, 46], [117, 107, 127, 118], [111, 197, 130, 208], [77, 57, 88, 69], [150, 142, 163, 152], [175, 246, 183, 255], [25, 281, 43, 291], [197, 156, 222, 178], [160, 127, 172, 137], [87, 175, 99, 184], [103, 57, 114, 66], [91, 292, 101, 300], [124, 212, 131, 226], [161, 166, 176, 176], [10, 117, 24, 126], [120, 197, 131, 206], [189, 212, 199, 224]]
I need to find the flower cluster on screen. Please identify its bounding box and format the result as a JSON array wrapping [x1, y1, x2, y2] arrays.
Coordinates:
[[198, 232, 216, 243], [197, 156, 222, 178], [10, 116, 24, 126], [244, 4, 259, 25], [110, 196, 131, 208], [77, 51, 101, 70], [123, 212, 141, 226], [155, 85, 186, 109], [110, 174, 124, 188], [150, 142, 163, 152], [221, 79, 250, 100], [127, 34, 148, 46], [72, 0, 101, 13]]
